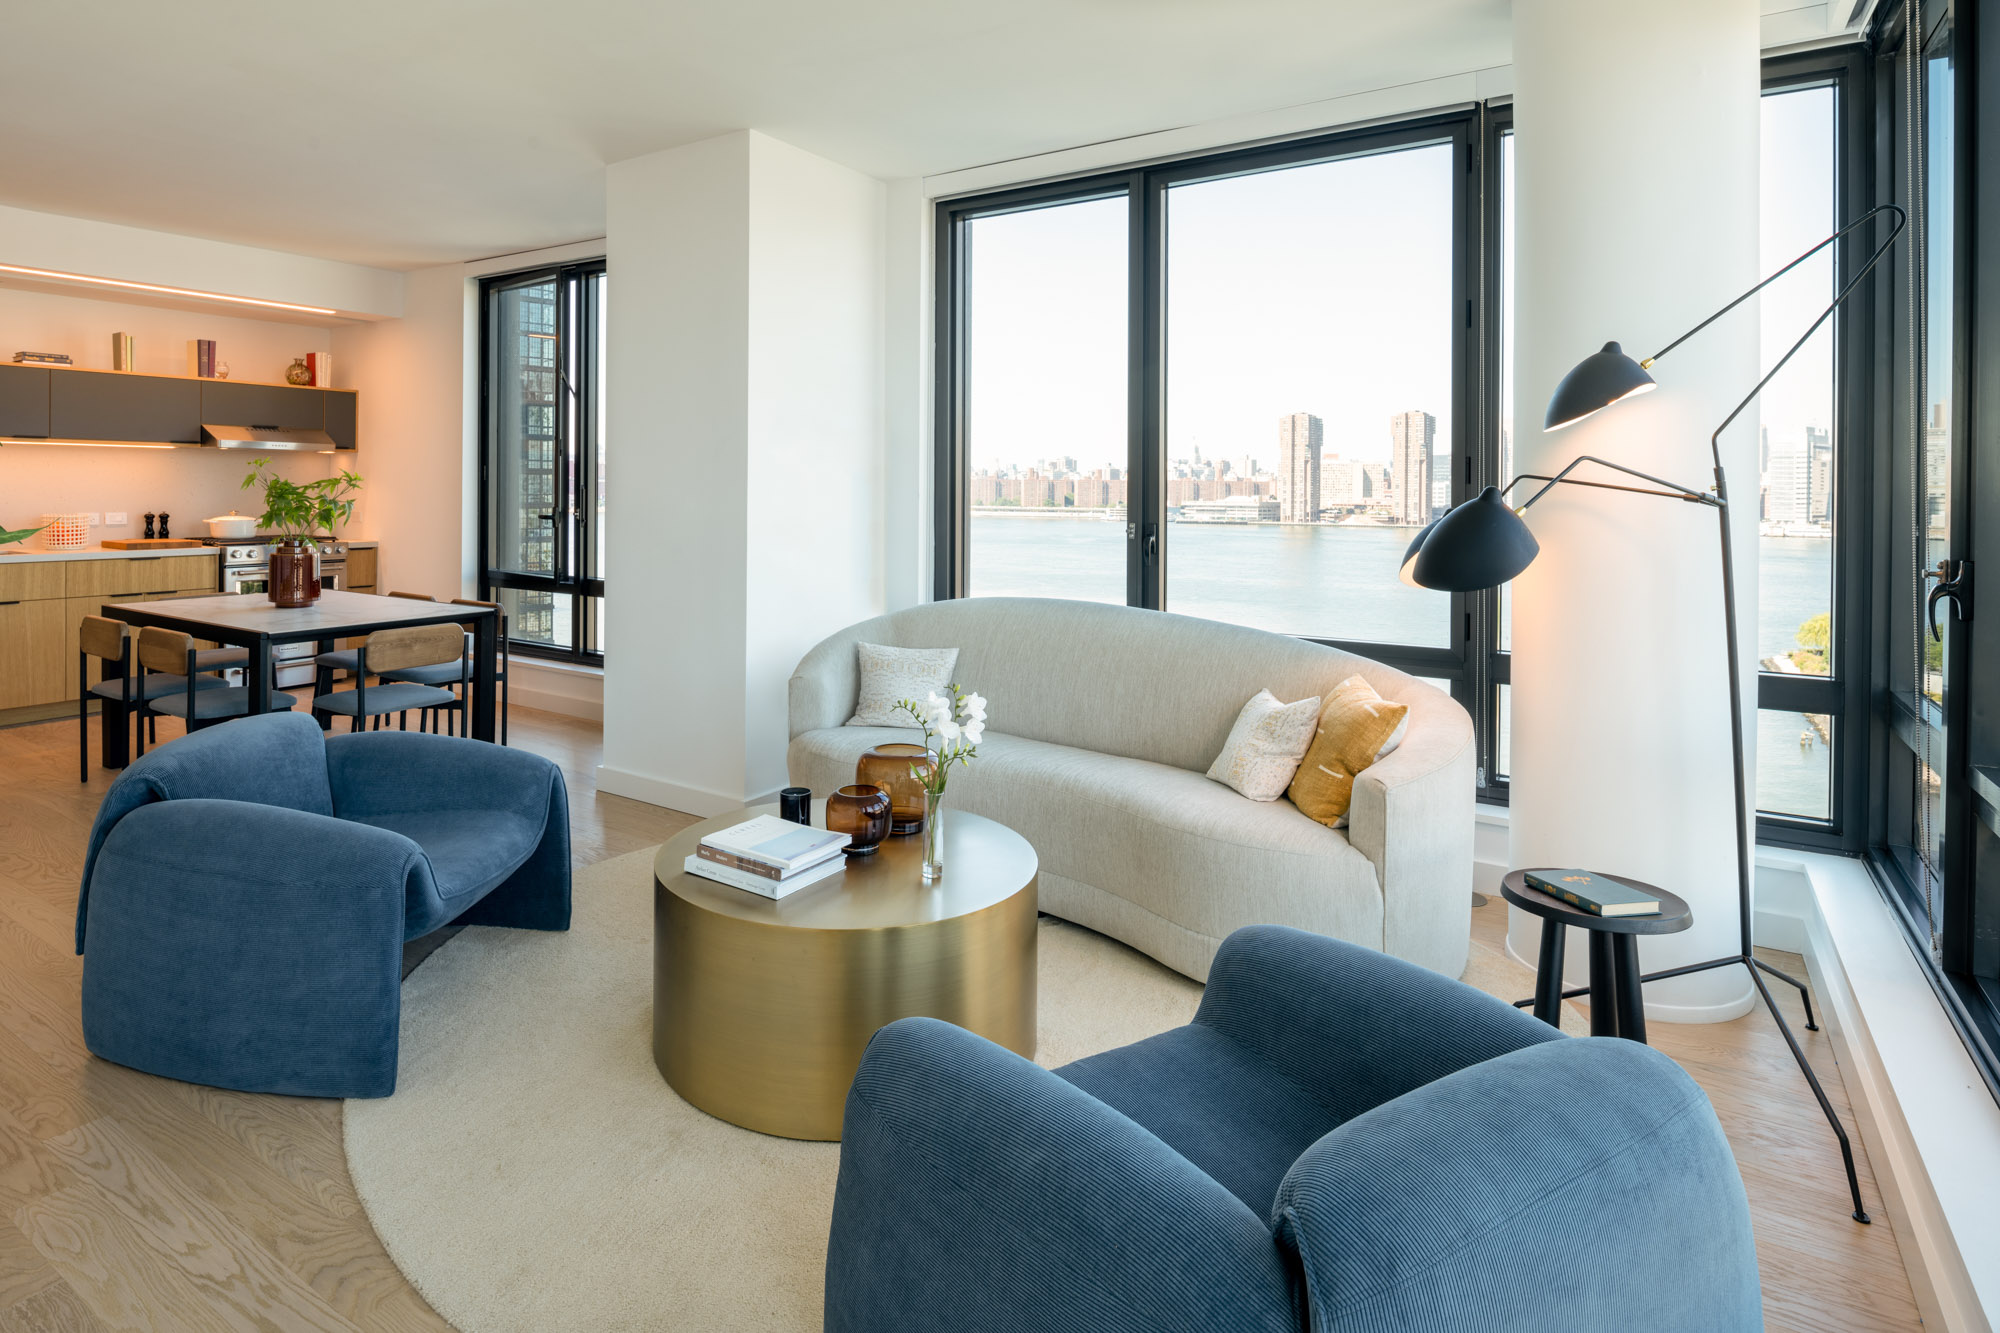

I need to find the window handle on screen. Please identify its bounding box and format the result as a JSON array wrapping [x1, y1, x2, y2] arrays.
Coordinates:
[[1927, 558, 1973, 642]]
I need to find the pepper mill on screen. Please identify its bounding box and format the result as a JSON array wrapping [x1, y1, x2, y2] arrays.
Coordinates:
[[143, 512, 156, 539], [158, 513, 171, 540]]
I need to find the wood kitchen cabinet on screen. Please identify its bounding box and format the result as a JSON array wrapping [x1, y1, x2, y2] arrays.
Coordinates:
[[56, 556, 219, 703], [50, 370, 202, 444], [0, 364, 51, 438], [0, 561, 69, 710]]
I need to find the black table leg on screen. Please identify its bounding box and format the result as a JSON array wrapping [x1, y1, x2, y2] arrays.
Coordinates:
[[1587, 930, 1619, 1037], [313, 637, 335, 729], [247, 633, 273, 716], [1612, 934, 1648, 1044], [99, 652, 130, 770], [1532, 918, 1567, 1027], [470, 613, 497, 742]]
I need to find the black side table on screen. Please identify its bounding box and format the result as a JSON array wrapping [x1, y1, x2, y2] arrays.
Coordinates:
[[1500, 869, 1692, 1044]]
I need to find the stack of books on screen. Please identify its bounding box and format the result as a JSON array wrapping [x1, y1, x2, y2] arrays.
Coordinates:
[[186, 339, 218, 378], [685, 815, 850, 899], [111, 332, 135, 371], [307, 350, 332, 386], [1524, 868, 1661, 917], [12, 351, 71, 366]]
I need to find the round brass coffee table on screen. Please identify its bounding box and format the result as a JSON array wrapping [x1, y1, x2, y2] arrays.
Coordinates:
[[652, 801, 1038, 1141]]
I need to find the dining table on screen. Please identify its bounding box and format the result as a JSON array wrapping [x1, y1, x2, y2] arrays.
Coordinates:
[[96, 589, 500, 768]]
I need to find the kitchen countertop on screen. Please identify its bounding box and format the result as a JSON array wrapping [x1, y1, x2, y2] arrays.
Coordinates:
[[0, 544, 219, 563]]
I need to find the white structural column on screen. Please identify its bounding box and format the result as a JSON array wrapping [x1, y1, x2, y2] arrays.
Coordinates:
[[599, 131, 887, 815], [1509, 0, 1762, 1020]]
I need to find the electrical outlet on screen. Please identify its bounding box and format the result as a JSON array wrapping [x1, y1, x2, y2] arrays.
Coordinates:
[[82, 512, 101, 527], [106, 511, 128, 527]]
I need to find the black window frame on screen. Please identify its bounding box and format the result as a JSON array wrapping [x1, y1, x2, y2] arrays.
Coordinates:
[[933, 109, 1487, 706], [477, 259, 607, 666]]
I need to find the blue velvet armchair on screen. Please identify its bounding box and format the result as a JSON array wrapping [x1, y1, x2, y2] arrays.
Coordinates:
[[827, 925, 1762, 1333], [76, 711, 570, 1099]]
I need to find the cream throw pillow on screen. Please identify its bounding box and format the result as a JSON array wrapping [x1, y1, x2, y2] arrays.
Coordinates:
[[1287, 675, 1411, 828], [847, 643, 959, 726], [1205, 689, 1322, 801]]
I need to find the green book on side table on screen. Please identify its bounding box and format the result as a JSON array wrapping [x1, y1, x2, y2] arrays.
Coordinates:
[[1523, 869, 1661, 918]]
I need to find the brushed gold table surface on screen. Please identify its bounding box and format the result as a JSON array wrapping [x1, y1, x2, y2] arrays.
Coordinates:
[[652, 801, 1038, 1140]]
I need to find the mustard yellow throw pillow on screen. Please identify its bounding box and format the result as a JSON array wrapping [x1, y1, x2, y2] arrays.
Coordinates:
[[1288, 675, 1411, 828]]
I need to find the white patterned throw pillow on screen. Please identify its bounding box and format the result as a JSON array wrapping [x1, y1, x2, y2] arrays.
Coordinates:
[[1205, 689, 1323, 801], [847, 643, 960, 727]]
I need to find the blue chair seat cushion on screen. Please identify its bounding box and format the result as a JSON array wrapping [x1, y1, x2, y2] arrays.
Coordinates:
[[315, 648, 362, 672], [89, 673, 232, 702], [379, 661, 468, 686], [147, 688, 299, 719], [1056, 1022, 1341, 1216], [314, 682, 457, 716], [350, 808, 549, 938]]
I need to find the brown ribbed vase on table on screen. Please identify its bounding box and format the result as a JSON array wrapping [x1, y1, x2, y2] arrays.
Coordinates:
[[855, 743, 936, 835], [268, 540, 319, 607], [825, 784, 891, 856]]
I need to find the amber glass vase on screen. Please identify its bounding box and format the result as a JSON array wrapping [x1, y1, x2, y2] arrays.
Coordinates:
[[825, 784, 891, 856], [268, 540, 319, 607], [855, 743, 936, 835]]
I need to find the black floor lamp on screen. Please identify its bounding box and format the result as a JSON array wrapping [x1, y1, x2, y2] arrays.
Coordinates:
[[1404, 203, 1904, 1223]]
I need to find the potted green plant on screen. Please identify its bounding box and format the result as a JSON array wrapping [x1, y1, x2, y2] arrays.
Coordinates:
[[240, 457, 362, 606], [0, 523, 46, 552]]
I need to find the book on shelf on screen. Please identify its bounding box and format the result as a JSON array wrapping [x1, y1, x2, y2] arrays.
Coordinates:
[[698, 815, 848, 875], [1523, 869, 1661, 917], [696, 841, 843, 881], [111, 332, 134, 371], [186, 339, 216, 378], [683, 852, 844, 900], [307, 350, 331, 386], [13, 351, 72, 365]]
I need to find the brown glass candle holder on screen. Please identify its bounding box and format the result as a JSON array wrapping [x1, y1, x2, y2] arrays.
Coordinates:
[[825, 784, 892, 856], [855, 743, 936, 835]]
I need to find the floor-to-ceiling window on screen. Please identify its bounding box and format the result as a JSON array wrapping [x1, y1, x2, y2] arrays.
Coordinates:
[[936, 115, 1478, 698], [480, 261, 606, 663]]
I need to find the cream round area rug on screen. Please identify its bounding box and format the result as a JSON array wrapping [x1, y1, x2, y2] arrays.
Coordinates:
[[345, 848, 1576, 1333]]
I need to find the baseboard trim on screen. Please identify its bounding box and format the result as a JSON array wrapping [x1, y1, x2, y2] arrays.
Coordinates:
[[593, 765, 784, 819], [510, 685, 602, 722]]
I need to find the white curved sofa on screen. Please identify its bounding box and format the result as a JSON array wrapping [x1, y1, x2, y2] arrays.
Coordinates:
[[786, 598, 1474, 982]]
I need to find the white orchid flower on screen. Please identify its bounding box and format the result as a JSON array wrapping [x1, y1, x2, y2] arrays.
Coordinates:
[[962, 721, 984, 745], [937, 717, 962, 743]]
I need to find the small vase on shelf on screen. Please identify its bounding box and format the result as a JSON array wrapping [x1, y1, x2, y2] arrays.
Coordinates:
[[921, 789, 946, 882]]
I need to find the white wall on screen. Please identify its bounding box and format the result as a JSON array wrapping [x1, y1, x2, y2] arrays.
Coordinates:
[[600, 130, 887, 814], [1508, 0, 1762, 1020], [0, 283, 338, 543]]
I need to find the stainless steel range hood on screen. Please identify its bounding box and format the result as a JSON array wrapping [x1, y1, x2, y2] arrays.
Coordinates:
[[200, 422, 338, 451]]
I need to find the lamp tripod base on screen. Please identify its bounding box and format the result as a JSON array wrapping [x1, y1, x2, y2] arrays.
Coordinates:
[[1514, 951, 1870, 1223]]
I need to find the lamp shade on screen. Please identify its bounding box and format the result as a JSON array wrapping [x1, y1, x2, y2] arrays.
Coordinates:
[[1544, 340, 1656, 431], [1398, 516, 1442, 588], [1408, 486, 1541, 592]]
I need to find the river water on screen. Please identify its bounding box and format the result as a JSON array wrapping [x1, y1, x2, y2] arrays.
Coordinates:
[[966, 513, 1832, 817]]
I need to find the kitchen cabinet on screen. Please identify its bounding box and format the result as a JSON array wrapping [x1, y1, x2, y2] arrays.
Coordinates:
[[0, 364, 51, 438], [200, 381, 324, 433], [324, 390, 357, 451], [59, 556, 219, 702], [0, 600, 67, 709], [345, 546, 377, 591], [50, 371, 201, 444]]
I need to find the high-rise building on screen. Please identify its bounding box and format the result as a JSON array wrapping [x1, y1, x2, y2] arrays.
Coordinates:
[[1764, 438, 1810, 524], [1390, 410, 1438, 526], [1277, 413, 1323, 522], [1805, 426, 1833, 526]]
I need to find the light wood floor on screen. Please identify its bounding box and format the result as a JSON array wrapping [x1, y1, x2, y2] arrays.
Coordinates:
[[0, 709, 1918, 1331]]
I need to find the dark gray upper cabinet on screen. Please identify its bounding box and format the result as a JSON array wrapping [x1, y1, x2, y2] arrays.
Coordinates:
[[323, 390, 357, 451], [0, 365, 50, 438], [51, 371, 200, 443], [199, 381, 324, 433]]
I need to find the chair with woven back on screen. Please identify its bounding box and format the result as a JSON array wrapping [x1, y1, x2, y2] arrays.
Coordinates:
[[75, 616, 235, 780], [133, 626, 299, 740], [312, 624, 466, 732]]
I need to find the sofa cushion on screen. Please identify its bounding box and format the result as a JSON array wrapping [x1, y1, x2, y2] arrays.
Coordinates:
[[1288, 675, 1410, 829], [1204, 689, 1321, 801], [847, 642, 958, 726], [789, 726, 1384, 952]]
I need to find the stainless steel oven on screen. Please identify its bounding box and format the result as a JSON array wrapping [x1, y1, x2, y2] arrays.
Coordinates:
[[209, 540, 347, 688]]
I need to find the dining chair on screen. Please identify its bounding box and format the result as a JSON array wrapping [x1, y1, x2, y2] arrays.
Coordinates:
[[311, 591, 439, 697], [311, 625, 465, 733], [135, 626, 299, 740], [445, 598, 509, 745], [76, 617, 233, 781], [375, 597, 506, 741]]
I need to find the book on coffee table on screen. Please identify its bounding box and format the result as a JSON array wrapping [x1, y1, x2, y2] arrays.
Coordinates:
[[684, 852, 845, 900], [697, 815, 848, 877], [1523, 869, 1661, 917]]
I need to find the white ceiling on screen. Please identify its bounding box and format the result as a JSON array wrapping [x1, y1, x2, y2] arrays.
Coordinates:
[[0, 1, 1514, 271]]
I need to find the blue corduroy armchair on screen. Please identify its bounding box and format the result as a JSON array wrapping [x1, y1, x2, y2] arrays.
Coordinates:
[[76, 711, 570, 1099], [827, 925, 1762, 1333]]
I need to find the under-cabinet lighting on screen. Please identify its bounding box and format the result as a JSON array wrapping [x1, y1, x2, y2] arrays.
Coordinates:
[[0, 263, 337, 316], [0, 437, 178, 449]]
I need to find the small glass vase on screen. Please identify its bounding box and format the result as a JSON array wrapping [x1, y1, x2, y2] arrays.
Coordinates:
[[921, 789, 945, 882]]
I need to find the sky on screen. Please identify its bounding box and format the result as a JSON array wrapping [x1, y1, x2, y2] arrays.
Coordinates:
[[962, 88, 1838, 481]]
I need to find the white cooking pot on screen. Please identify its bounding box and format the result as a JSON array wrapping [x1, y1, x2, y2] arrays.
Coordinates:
[[204, 511, 260, 538]]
